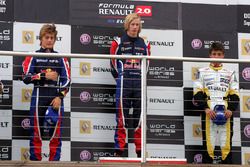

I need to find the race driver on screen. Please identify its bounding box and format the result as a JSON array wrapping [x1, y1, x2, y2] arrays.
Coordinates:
[[193, 42, 239, 164], [110, 13, 150, 157], [22, 24, 70, 161]]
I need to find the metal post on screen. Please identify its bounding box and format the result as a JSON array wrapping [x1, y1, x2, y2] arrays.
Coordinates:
[[141, 57, 147, 163]]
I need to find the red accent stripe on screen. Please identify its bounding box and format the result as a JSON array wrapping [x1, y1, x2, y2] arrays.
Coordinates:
[[146, 42, 151, 67], [49, 112, 62, 161], [110, 41, 119, 72], [147, 42, 151, 56], [63, 58, 71, 78], [117, 100, 126, 151], [22, 56, 33, 74], [31, 74, 40, 81], [134, 127, 141, 152], [33, 107, 42, 160], [111, 59, 117, 71], [110, 41, 118, 55]]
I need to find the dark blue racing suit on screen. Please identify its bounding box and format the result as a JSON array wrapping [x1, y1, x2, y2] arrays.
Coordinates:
[[22, 48, 70, 161], [110, 33, 150, 156]]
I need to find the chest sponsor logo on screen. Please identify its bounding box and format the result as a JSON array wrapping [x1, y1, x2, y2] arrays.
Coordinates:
[[124, 59, 141, 69], [207, 86, 226, 92], [36, 59, 59, 63]]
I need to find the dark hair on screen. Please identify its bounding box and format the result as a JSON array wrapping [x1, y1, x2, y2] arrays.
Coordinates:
[[209, 42, 225, 54]]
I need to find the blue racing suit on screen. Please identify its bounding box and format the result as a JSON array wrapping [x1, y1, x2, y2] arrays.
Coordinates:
[[110, 33, 150, 156], [22, 48, 70, 161]]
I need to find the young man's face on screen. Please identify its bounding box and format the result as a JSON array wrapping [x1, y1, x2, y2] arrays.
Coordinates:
[[40, 33, 56, 49], [209, 50, 225, 59], [127, 18, 140, 37]]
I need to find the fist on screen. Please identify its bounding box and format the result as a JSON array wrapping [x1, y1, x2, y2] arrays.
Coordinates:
[[45, 71, 58, 81]]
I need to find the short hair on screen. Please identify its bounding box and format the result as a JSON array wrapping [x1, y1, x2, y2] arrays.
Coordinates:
[[124, 13, 142, 34], [209, 42, 225, 54], [39, 24, 57, 40]]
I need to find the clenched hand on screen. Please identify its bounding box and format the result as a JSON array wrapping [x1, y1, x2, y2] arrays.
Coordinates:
[[45, 71, 58, 81]]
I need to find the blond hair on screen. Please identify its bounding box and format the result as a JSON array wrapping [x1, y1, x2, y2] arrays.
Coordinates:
[[124, 13, 142, 34], [39, 24, 57, 41]]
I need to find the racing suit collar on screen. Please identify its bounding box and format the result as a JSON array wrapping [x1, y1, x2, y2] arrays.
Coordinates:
[[209, 63, 223, 71], [40, 47, 54, 53], [125, 33, 138, 42]]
